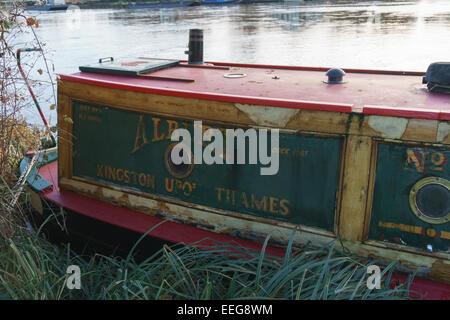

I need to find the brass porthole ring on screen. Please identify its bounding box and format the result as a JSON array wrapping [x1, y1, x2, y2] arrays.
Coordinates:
[[409, 177, 450, 224], [164, 142, 194, 179]]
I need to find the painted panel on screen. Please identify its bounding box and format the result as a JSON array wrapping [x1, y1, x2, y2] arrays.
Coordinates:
[[369, 142, 450, 253], [71, 101, 343, 232]]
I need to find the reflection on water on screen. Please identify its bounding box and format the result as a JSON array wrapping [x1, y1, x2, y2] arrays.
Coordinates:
[[268, 11, 324, 30], [20, 0, 450, 123]]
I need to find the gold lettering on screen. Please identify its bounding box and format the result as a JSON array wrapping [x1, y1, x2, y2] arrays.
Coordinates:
[[241, 192, 249, 208], [378, 221, 423, 235], [251, 194, 268, 211], [138, 173, 146, 187], [216, 187, 224, 202], [116, 168, 124, 182], [132, 116, 148, 153], [269, 197, 279, 214], [183, 181, 194, 196], [405, 150, 429, 173], [152, 117, 166, 142], [166, 120, 179, 140], [431, 152, 445, 171], [124, 170, 130, 184], [95, 164, 154, 189], [279, 199, 290, 215], [146, 174, 155, 189], [441, 231, 450, 240], [107, 166, 116, 180], [426, 228, 438, 238], [97, 164, 104, 178], [131, 171, 138, 184], [165, 178, 174, 193]]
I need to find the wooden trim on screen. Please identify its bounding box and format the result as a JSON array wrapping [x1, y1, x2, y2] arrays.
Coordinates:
[[333, 136, 347, 236], [58, 80, 446, 144], [338, 135, 372, 242], [342, 240, 450, 284], [60, 176, 336, 244], [364, 240, 450, 261], [57, 90, 72, 183], [362, 139, 379, 241]]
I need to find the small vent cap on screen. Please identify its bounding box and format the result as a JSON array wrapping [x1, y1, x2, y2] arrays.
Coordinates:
[[325, 68, 346, 84]]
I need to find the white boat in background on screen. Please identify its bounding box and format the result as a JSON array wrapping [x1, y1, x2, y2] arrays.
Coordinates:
[[28, 0, 68, 11]]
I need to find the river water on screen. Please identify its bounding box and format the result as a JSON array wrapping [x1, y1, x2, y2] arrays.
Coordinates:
[[22, 0, 450, 123]]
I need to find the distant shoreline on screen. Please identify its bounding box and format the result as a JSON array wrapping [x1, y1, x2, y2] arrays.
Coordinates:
[[25, 0, 282, 11], [25, 0, 410, 11]]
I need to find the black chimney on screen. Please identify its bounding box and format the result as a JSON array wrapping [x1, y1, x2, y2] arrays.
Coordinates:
[[185, 29, 203, 64]]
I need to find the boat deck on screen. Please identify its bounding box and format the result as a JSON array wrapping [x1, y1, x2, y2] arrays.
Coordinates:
[[60, 60, 450, 120]]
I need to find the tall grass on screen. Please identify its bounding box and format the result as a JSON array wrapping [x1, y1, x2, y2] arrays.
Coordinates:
[[0, 224, 417, 300]]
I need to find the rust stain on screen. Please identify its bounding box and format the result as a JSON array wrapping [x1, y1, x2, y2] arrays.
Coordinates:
[[344, 113, 353, 134], [157, 200, 170, 213]]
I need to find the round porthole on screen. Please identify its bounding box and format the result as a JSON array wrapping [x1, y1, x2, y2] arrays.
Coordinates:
[[409, 177, 450, 224], [164, 142, 194, 179]]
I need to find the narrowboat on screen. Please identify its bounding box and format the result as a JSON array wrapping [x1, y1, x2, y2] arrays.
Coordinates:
[[21, 30, 450, 299]]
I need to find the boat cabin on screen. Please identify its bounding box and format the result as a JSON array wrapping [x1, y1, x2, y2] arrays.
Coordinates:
[[55, 36, 450, 286]]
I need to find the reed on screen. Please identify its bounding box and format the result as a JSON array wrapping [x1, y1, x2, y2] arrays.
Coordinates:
[[0, 223, 418, 300]]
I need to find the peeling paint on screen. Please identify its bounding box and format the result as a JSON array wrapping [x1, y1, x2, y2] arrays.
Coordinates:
[[430, 260, 450, 285], [437, 122, 450, 143], [235, 103, 299, 127], [368, 115, 408, 139]]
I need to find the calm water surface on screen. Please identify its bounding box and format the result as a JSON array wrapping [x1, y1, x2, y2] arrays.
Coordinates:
[[21, 0, 450, 123]]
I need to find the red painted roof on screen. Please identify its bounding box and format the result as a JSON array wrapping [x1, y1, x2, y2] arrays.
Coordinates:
[[60, 60, 450, 120]]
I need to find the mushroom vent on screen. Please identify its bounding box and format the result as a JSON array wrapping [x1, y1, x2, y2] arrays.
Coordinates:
[[325, 68, 346, 84], [422, 62, 450, 94]]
